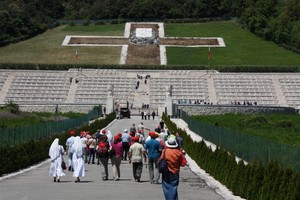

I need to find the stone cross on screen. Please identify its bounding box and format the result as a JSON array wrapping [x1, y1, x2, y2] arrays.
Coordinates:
[[62, 22, 225, 65]]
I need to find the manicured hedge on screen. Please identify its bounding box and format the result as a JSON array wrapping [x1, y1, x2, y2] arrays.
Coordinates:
[[162, 114, 300, 200], [0, 63, 297, 72], [0, 112, 115, 177]]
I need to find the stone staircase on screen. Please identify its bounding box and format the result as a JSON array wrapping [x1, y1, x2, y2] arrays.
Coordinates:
[[0, 73, 14, 103], [272, 76, 287, 106], [65, 76, 78, 103], [132, 78, 150, 108], [206, 74, 217, 104]]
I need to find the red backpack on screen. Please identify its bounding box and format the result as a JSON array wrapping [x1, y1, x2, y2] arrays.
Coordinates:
[[97, 142, 108, 155]]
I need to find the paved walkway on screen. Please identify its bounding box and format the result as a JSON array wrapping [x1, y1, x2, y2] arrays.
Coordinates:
[[0, 116, 225, 200]]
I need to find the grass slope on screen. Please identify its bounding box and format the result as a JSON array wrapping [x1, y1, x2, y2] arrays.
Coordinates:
[[193, 113, 300, 147], [0, 24, 125, 64], [0, 21, 299, 67], [165, 21, 300, 67]]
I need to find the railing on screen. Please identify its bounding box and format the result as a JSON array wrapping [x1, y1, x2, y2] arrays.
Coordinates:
[[0, 106, 102, 146], [180, 110, 300, 170]]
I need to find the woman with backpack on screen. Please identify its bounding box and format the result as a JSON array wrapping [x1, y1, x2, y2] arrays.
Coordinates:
[[96, 135, 110, 181]]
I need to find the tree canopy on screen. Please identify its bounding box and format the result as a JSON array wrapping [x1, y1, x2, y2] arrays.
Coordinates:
[[0, 0, 299, 51]]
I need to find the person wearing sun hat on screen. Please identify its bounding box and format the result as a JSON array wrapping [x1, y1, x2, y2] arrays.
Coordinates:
[[66, 130, 75, 171], [159, 137, 187, 200]]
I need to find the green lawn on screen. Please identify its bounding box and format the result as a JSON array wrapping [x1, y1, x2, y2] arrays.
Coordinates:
[[0, 24, 125, 64], [192, 113, 300, 147], [0, 21, 299, 67], [165, 21, 300, 66], [0, 111, 84, 128]]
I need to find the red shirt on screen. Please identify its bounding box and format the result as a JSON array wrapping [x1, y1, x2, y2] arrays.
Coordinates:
[[111, 141, 123, 157], [160, 148, 186, 174]]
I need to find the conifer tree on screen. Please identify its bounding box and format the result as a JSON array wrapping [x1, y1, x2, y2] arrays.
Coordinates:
[[287, 171, 300, 200], [257, 160, 280, 199], [247, 162, 264, 200]]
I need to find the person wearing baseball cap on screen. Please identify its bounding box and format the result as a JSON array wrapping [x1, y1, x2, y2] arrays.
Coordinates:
[[110, 134, 123, 181], [144, 131, 162, 184], [128, 136, 147, 182], [66, 130, 75, 171]]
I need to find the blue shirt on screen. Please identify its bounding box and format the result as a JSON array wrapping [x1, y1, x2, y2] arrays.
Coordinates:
[[144, 139, 162, 159], [121, 133, 131, 143], [66, 136, 75, 151]]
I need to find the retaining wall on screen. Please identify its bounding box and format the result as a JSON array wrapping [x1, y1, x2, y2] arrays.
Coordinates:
[[177, 105, 296, 116]]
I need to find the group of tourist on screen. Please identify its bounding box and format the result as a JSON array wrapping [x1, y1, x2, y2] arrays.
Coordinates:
[[140, 110, 156, 120], [231, 100, 258, 106], [177, 99, 213, 105], [49, 121, 187, 200]]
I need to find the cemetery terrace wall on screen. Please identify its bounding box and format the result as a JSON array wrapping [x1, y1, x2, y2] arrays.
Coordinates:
[[177, 105, 297, 116]]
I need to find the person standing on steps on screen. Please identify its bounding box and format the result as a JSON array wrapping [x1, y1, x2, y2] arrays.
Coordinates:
[[141, 110, 144, 120], [152, 111, 156, 120], [49, 138, 65, 182], [103, 107, 106, 116]]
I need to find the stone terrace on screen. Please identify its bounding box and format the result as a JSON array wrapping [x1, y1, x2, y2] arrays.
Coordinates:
[[0, 69, 300, 112]]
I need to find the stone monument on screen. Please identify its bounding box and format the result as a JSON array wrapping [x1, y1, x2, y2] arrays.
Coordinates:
[[106, 84, 114, 113]]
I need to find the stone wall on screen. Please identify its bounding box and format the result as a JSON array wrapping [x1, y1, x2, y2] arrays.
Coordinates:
[[18, 104, 98, 113], [176, 105, 296, 116]]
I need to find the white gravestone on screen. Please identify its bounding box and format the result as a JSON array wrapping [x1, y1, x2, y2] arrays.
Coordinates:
[[136, 28, 152, 38]]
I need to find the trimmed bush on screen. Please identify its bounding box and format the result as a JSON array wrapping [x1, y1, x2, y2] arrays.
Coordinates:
[[162, 114, 300, 200], [0, 112, 115, 176]]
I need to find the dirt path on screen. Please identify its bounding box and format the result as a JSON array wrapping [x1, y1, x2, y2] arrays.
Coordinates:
[[67, 23, 222, 65]]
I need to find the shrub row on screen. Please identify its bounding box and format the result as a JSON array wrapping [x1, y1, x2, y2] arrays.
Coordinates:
[[0, 63, 297, 73], [0, 112, 115, 177], [162, 114, 300, 200], [59, 17, 233, 26]]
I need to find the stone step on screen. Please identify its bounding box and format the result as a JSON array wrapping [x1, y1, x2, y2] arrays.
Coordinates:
[[0, 73, 14, 103]]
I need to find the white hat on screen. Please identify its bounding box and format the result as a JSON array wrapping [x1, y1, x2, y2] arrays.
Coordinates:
[[124, 129, 128, 133], [165, 137, 178, 148]]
